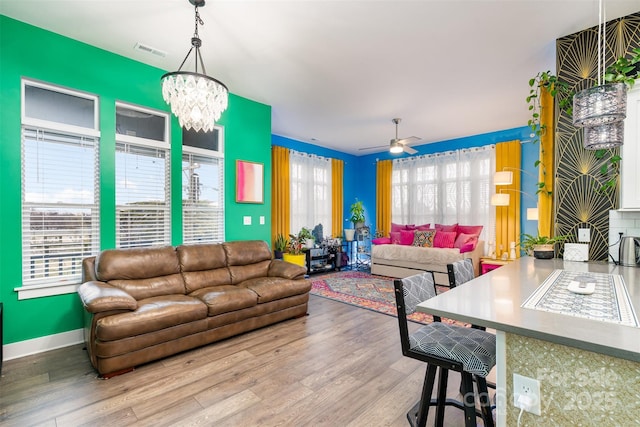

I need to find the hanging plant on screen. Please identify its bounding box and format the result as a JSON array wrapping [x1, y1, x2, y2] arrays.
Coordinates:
[[526, 71, 573, 196]]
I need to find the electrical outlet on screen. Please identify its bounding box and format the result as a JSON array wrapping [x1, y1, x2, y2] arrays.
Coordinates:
[[513, 373, 541, 415], [578, 228, 590, 242]]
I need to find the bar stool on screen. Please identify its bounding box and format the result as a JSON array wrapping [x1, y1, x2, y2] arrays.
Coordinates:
[[394, 272, 496, 427]]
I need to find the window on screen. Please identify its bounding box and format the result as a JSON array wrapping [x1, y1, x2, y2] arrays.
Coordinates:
[[182, 127, 224, 244], [19, 80, 100, 299], [289, 150, 332, 237], [115, 103, 170, 248], [392, 146, 495, 243]]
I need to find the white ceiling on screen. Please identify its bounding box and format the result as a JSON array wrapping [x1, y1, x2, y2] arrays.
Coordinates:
[[2, 1, 639, 155]]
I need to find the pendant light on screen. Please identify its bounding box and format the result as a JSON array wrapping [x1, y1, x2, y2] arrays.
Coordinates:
[[572, 0, 626, 150], [161, 0, 228, 133]]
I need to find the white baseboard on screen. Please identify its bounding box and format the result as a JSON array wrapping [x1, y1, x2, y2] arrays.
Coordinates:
[[3, 328, 84, 361]]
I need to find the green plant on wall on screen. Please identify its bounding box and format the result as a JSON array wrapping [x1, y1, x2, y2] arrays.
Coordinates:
[[526, 71, 573, 196]]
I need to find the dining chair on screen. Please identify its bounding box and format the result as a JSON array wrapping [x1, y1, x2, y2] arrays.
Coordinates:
[[393, 271, 496, 427], [446, 258, 476, 289]]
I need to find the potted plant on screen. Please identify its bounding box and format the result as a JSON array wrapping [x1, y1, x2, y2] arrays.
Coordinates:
[[344, 199, 365, 241], [273, 233, 288, 260], [519, 233, 569, 259], [283, 228, 313, 267], [349, 199, 366, 228]]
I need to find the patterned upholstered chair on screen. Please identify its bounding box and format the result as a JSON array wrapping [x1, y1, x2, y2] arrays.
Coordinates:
[[393, 272, 496, 427], [446, 258, 475, 289]]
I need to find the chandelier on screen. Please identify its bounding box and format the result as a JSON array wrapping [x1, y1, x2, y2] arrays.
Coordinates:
[[571, 0, 626, 150], [161, 0, 228, 133]]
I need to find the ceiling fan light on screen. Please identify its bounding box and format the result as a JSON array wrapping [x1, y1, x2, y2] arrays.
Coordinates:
[[390, 141, 403, 154]]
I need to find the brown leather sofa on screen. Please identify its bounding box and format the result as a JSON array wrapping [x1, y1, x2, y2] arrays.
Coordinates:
[[78, 240, 309, 377]]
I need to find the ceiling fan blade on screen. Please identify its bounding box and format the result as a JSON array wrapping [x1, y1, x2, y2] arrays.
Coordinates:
[[403, 145, 418, 155], [397, 136, 420, 145], [358, 144, 388, 151]]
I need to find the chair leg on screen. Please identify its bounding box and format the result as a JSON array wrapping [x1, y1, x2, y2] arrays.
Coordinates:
[[475, 375, 495, 427], [409, 364, 437, 427], [434, 367, 449, 427], [460, 372, 477, 427]]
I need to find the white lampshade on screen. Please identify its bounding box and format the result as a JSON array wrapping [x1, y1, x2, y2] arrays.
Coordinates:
[[389, 141, 403, 154], [526, 207, 539, 221], [491, 193, 510, 206], [493, 171, 513, 186]]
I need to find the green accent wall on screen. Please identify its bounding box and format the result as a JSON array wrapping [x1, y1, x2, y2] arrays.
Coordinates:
[[0, 16, 272, 345]]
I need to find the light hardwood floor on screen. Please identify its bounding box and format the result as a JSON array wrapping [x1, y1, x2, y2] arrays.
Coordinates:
[[0, 295, 487, 426]]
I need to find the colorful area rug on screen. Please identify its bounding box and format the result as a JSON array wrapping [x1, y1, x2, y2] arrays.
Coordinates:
[[309, 270, 465, 326]]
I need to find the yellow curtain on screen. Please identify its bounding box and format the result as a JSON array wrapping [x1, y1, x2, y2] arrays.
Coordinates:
[[495, 141, 521, 258], [538, 86, 554, 238], [376, 160, 393, 237], [271, 146, 290, 245], [331, 158, 344, 238]]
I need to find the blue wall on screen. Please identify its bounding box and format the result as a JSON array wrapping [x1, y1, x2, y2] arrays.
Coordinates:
[[272, 135, 360, 232], [274, 126, 538, 239]]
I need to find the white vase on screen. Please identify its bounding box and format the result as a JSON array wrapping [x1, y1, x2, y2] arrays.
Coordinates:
[[344, 229, 355, 241]]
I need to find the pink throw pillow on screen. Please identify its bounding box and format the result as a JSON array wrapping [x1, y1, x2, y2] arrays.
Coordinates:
[[399, 230, 415, 245], [457, 225, 483, 237], [433, 231, 456, 248], [390, 231, 401, 244], [372, 237, 392, 245], [454, 233, 477, 249], [391, 222, 405, 233], [459, 243, 475, 253], [435, 223, 458, 233], [416, 223, 431, 230]]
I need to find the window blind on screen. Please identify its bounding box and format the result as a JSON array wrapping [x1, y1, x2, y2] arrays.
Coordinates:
[[182, 152, 224, 244], [116, 142, 170, 248], [21, 128, 100, 286]]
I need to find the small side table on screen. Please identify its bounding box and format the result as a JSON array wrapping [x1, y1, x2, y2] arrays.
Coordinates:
[[480, 257, 513, 275]]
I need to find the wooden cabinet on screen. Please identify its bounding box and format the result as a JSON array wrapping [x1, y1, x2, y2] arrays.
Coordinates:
[[620, 81, 640, 210]]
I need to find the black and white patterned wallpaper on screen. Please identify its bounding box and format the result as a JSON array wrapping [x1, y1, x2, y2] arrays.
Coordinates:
[[555, 12, 640, 261]]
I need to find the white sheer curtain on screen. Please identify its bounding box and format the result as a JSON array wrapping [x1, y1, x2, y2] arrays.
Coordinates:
[[289, 150, 332, 237], [391, 145, 496, 246]]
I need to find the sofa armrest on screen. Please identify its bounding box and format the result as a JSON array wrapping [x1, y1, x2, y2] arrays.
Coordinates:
[[268, 259, 307, 280], [77, 281, 137, 314]]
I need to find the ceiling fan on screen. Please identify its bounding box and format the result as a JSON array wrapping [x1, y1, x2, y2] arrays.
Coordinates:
[[359, 118, 420, 155]]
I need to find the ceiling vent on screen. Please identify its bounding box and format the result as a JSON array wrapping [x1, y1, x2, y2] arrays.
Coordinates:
[[134, 42, 167, 58]]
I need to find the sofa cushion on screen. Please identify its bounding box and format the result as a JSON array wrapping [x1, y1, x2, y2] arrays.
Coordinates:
[[390, 231, 401, 244], [239, 277, 312, 303], [455, 233, 478, 249], [372, 237, 392, 245], [189, 285, 258, 316], [96, 246, 180, 281], [435, 223, 458, 233], [412, 230, 436, 247], [400, 230, 415, 245], [224, 240, 272, 266], [434, 231, 457, 248], [95, 294, 208, 341], [95, 246, 185, 299], [108, 274, 186, 301], [457, 225, 483, 238], [177, 243, 227, 272]]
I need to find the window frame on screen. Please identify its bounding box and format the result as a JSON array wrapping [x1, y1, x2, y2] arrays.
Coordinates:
[[16, 79, 100, 300], [114, 102, 171, 249], [182, 125, 225, 244]]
